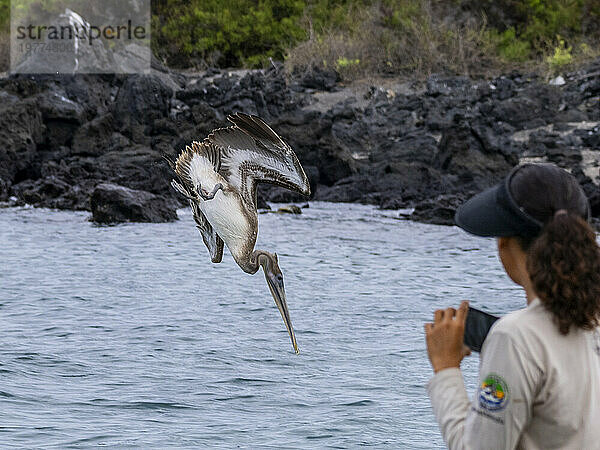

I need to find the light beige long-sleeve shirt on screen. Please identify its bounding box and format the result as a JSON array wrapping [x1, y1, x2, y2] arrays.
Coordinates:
[[428, 298, 600, 450]]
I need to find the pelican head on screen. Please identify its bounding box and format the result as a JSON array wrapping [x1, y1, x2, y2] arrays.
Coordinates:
[[258, 251, 299, 354]]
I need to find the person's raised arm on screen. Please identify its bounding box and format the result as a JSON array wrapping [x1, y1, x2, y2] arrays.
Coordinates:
[[426, 307, 539, 450], [425, 301, 472, 449]]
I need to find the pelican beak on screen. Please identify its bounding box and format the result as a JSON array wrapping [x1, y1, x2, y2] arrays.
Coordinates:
[[266, 276, 299, 354]]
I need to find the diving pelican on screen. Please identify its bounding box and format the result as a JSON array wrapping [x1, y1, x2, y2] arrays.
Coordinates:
[[169, 113, 310, 353]]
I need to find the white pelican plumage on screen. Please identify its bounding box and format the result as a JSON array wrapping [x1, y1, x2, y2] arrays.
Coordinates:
[[168, 113, 310, 353]]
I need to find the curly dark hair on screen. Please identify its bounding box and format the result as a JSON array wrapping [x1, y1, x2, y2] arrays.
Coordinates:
[[512, 164, 600, 335], [526, 214, 600, 334]]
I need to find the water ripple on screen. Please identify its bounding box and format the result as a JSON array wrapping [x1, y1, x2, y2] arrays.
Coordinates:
[[0, 203, 526, 448]]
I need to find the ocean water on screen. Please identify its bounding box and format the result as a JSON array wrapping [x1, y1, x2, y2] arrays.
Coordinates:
[[1, 202, 527, 448]]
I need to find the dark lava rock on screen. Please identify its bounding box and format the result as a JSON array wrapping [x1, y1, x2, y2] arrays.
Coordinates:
[[0, 100, 44, 189], [298, 67, 340, 91], [12, 176, 69, 204], [94, 145, 173, 197], [481, 84, 562, 130], [11, 176, 92, 211], [573, 168, 600, 218], [576, 126, 600, 149], [0, 177, 10, 202], [410, 194, 466, 226], [277, 205, 302, 214], [71, 113, 115, 156], [426, 75, 471, 97], [492, 77, 517, 100], [2, 56, 600, 227], [37, 89, 86, 124], [256, 190, 270, 210], [434, 120, 517, 192], [113, 74, 174, 127], [90, 183, 177, 224]]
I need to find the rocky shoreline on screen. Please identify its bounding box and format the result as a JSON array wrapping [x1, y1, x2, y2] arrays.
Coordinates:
[[0, 59, 599, 225]]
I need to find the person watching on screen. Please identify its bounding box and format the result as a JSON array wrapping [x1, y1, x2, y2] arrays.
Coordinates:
[[425, 163, 600, 449]]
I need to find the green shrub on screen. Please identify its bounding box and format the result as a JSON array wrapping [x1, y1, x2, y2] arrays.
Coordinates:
[[518, 0, 583, 49], [336, 57, 360, 68], [285, 0, 498, 79], [0, 0, 9, 71], [334, 56, 361, 76], [488, 27, 531, 62], [153, 0, 307, 68], [2, 0, 599, 73], [546, 37, 573, 69], [0, 0, 9, 30], [473, 0, 598, 54]]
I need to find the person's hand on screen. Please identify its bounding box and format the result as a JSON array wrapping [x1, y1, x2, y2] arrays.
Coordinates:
[[425, 301, 471, 373]]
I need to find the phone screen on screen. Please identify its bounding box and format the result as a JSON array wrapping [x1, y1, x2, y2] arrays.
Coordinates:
[[464, 307, 499, 352]]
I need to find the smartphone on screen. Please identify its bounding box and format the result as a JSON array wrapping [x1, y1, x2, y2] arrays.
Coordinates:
[[464, 307, 499, 352]]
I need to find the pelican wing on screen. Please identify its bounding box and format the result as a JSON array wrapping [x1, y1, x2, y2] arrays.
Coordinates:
[[170, 142, 224, 263], [190, 199, 224, 263], [207, 113, 310, 210]]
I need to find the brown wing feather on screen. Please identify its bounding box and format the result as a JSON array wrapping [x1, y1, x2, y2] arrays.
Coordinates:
[[170, 141, 224, 263], [190, 201, 224, 263], [174, 141, 221, 192], [207, 114, 310, 210], [227, 113, 285, 146]]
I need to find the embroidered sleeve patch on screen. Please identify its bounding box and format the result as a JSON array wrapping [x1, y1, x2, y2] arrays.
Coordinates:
[[478, 374, 509, 411]]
